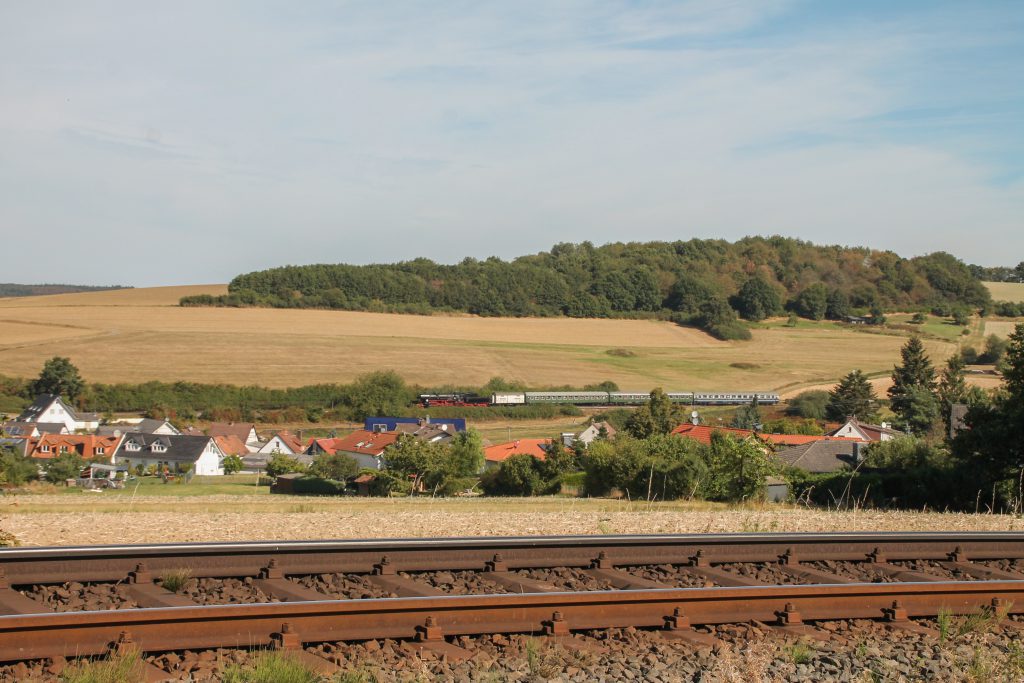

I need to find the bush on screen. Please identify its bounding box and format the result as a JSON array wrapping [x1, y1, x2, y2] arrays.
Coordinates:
[[266, 453, 307, 477], [786, 391, 830, 420], [0, 447, 39, 486], [43, 453, 85, 483], [481, 455, 550, 496], [221, 454, 243, 475], [309, 453, 358, 481]]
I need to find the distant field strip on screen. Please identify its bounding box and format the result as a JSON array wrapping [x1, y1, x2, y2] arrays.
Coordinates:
[[0, 286, 957, 391], [985, 281, 1024, 303]]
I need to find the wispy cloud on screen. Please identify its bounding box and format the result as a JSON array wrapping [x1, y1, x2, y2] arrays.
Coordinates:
[[0, 1, 1021, 285]]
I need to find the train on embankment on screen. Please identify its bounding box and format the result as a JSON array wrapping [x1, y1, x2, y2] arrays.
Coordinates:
[[417, 391, 781, 408]]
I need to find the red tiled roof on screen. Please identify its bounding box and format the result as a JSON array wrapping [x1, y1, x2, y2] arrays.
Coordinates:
[[483, 439, 550, 464], [273, 431, 307, 454], [671, 423, 864, 447], [214, 435, 249, 456], [313, 430, 399, 456], [208, 423, 256, 441], [28, 434, 121, 462]]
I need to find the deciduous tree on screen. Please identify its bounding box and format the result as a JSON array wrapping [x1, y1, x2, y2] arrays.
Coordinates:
[[29, 357, 84, 401]]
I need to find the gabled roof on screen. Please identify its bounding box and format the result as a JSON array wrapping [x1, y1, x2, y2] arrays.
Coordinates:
[[828, 418, 901, 442], [15, 395, 98, 425], [207, 423, 257, 442], [774, 441, 861, 473], [115, 433, 217, 462], [28, 434, 122, 461], [271, 431, 307, 454], [214, 434, 250, 456], [312, 430, 399, 456], [484, 439, 550, 464]]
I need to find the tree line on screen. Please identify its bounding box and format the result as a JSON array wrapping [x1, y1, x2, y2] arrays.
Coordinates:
[[180, 237, 995, 341], [0, 360, 589, 423]]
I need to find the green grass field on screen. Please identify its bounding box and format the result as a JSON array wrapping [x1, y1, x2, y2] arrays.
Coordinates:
[[56, 474, 269, 497]]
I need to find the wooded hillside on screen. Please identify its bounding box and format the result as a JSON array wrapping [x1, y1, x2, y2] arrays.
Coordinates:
[[181, 237, 991, 339]]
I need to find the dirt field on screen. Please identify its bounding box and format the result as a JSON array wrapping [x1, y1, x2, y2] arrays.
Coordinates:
[[985, 281, 1024, 303], [2, 495, 1022, 547], [0, 287, 960, 393]]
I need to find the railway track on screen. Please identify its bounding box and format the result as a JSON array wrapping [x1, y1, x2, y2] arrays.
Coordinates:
[[2, 532, 1024, 679]]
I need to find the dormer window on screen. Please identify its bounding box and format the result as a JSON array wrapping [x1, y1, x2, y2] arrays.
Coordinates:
[[126, 441, 141, 452], [96, 447, 105, 455], [151, 443, 166, 453], [40, 444, 51, 453]]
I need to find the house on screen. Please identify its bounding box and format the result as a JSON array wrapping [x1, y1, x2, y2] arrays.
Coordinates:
[[12, 394, 100, 432], [483, 439, 551, 469], [27, 434, 123, 463], [774, 440, 868, 474], [0, 437, 30, 457], [393, 422, 458, 444], [256, 431, 308, 455], [306, 430, 399, 470], [574, 421, 617, 447], [206, 423, 260, 450], [2, 422, 69, 438], [828, 418, 901, 443], [113, 434, 226, 476], [364, 417, 466, 433], [98, 418, 179, 437]]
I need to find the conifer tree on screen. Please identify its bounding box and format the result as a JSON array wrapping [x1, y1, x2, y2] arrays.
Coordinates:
[[826, 370, 879, 423], [888, 336, 938, 434], [937, 353, 968, 434]]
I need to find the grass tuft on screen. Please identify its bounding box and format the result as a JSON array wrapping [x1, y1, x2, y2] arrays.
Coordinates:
[[221, 651, 320, 683], [787, 641, 814, 665], [159, 568, 193, 593], [60, 651, 142, 683]]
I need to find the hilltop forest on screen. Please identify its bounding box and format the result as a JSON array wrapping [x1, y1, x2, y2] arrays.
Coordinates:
[[181, 237, 993, 340]]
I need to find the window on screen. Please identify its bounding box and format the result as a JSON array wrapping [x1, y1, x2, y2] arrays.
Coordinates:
[[60, 446, 68, 453], [151, 443, 166, 453], [96, 447, 105, 455], [41, 444, 50, 453], [126, 441, 140, 451]]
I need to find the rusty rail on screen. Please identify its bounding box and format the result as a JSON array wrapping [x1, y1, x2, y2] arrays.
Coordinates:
[[0, 532, 1023, 663], [0, 581, 1021, 662], [2, 532, 1024, 583]]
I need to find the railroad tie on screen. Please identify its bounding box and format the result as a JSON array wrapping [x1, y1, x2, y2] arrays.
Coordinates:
[[124, 563, 198, 609], [0, 569, 52, 615]]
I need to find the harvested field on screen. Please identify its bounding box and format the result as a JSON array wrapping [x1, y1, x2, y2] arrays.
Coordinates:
[[0, 286, 958, 392], [984, 320, 1021, 338], [3, 496, 1023, 547], [985, 281, 1024, 303]]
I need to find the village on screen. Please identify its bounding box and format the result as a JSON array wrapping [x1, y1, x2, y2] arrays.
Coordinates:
[[0, 389, 920, 501]]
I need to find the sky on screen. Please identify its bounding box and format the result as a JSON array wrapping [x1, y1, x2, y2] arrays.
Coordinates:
[[1, 1, 1022, 287]]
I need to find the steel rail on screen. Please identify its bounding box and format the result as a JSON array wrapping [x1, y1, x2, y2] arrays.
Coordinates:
[[0, 581, 1021, 662], [2, 532, 1024, 584]]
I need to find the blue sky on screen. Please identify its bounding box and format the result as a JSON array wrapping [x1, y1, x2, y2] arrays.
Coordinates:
[[1, 1, 1021, 286]]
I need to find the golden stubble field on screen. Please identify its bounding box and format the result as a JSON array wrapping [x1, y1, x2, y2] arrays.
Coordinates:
[[3, 495, 1023, 547], [0, 285, 958, 392], [985, 281, 1024, 303]]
